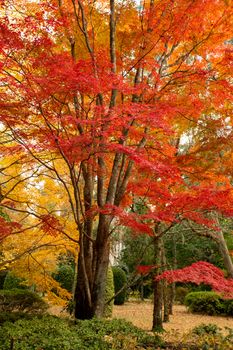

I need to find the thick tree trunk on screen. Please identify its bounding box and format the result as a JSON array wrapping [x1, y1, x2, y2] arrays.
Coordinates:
[[74, 231, 94, 319], [74, 243, 110, 319], [92, 240, 110, 317], [74, 256, 93, 319], [74, 215, 111, 319]]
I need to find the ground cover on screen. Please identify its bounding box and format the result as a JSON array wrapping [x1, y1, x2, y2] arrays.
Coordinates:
[[112, 301, 233, 344], [113, 302, 233, 333], [49, 300, 233, 348]]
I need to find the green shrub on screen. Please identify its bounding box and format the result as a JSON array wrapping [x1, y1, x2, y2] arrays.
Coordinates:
[[224, 299, 233, 316], [190, 324, 233, 350], [142, 279, 153, 299], [0, 315, 162, 350], [112, 266, 127, 305], [0, 270, 7, 289], [3, 272, 28, 290], [53, 264, 74, 292], [0, 289, 48, 313], [175, 286, 189, 304], [185, 291, 225, 315], [185, 291, 233, 316], [104, 266, 114, 318], [74, 317, 161, 349], [192, 323, 220, 336]]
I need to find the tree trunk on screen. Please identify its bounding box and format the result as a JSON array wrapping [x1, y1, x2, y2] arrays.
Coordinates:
[[74, 256, 93, 319], [139, 276, 144, 301], [168, 283, 175, 315], [74, 215, 111, 319], [169, 231, 177, 315], [161, 239, 169, 322], [152, 233, 163, 331], [163, 280, 170, 322], [74, 244, 110, 319], [217, 229, 233, 278], [92, 239, 110, 317], [208, 213, 233, 278]]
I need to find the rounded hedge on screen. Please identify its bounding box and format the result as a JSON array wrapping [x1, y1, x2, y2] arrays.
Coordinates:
[[3, 272, 27, 290], [0, 289, 48, 314], [184, 291, 233, 316], [53, 264, 74, 292], [112, 266, 127, 305]]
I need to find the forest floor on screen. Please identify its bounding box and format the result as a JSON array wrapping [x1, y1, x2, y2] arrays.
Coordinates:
[[112, 301, 233, 341], [49, 301, 233, 343]]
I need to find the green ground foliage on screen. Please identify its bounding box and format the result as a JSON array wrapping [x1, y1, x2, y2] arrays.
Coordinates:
[[190, 324, 233, 350], [185, 291, 233, 316], [0, 311, 37, 324], [192, 323, 220, 336], [0, 315, 161, 350], [166, 324, 233, 350]]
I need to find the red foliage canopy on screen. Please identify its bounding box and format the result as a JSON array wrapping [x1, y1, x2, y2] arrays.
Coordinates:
[[157, 261, 233, 299]]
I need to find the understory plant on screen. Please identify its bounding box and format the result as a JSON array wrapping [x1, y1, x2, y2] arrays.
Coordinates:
[[184, 291, 233, 316], [0, 315, 162, 350]]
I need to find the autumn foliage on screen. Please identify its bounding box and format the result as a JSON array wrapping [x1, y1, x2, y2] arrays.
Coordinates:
[[0, 0, 232, 319], [157, 261, 233, 299]]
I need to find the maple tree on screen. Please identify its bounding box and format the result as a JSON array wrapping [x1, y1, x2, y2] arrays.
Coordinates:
[[0, 0, 232, 321], [157, 261, 233, 299]]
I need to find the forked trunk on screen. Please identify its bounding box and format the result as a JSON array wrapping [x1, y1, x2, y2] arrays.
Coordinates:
[[74, 218, 110, 319], [74, 250, 110, 319]]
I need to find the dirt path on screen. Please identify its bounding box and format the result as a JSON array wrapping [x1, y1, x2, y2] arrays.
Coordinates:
[[112, 301, 233, 336]]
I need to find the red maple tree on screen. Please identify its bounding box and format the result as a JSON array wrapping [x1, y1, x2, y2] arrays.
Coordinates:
[[157, 261, 233, 298], [0, 0, 232, 320]]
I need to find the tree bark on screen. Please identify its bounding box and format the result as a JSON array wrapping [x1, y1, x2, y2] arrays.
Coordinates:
[[217, 229, 233, 278], [74, 216, 111, 319], [161, 239, 169, 322], [195, 213, 233, 279], [152, 232, 163, 331], [169, 231, 177, 315]]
